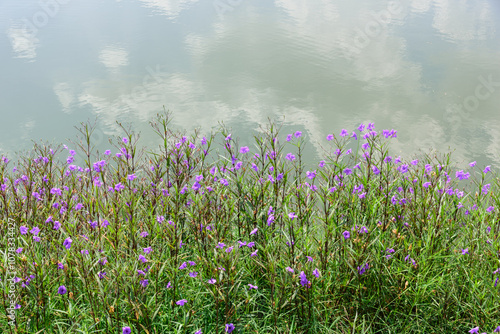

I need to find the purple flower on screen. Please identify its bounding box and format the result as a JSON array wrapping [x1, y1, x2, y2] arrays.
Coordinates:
[[188, 261, 196, 266], [342, 231, 350, 239], [195, 330, 202, 334], [286, 267, 294, 273], [16, 248, 23, 253], [238, 240, 247, 248], [344, 168, 352, 175], [20, 226, 28, 234], [469, 327, 479, 334], [312, 268, 320, 278], [179, 262, 187, 270], [487, 206, 494, 213], [294, 131, 302, 138], [306, 170, 316, 179], [216, 242, 226, 249], [240, 146, 249, 154], [140, 279, 149, 287], [58, 285, 67, 295], [340, 129, 348, 137], [58, 263, 64, 270], [469, 161, 476, 167], [288, 212, 297, 220], [250, 249, 258, 257], [189, 272, 198, 278], [140, 231, 149, 238], [455, 170, 470, 180], [127, 174, 136, 181], [250, 228, 258, 235], [423, 182, 431, 188], [286, 153, 296, 161], [326, 134, 334, 141], [357, 263, 369, 275], [208, 279, 216, 284], [299, 271, 310, 287], [143, 247, 152, 254], [225, 323, 235, 333], [176, 299, 188, 306], [138, 255, 147, 263], [461, 248, 469, 255], [248, 284, 258, 290], [122, 327, 131, 334], [361, 143, 370, 150], [226, 246, 234, 253], [63, 237, 72, 249], [484, 166, 491, 174], [286, 134, 292, 141]]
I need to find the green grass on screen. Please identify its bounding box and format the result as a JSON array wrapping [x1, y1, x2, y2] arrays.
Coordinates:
[[1, 113, 499, 333]]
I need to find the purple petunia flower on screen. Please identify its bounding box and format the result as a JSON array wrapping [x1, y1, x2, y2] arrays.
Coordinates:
[[20, 226, 28, 234], [343, 231, 350, 239], [357, 263, 370, 275], [294, 131, 302, 138], [58, 285, 67, 295], [122, 327, 131, 334], [138, 255, 147, 263], [248, 284, 258, 290], [63, 237, 72, 249], [179, 262, 187, 270], [250, 228, 258, 235], [299, 271, 310, 287], [312, 268, 320, 278], [326, 134, 334, 141], [288, 212, 297, 220], [306, 170, 316, 179], [461, 248, 469, 255], [189, 272, 198, 278], [176, 299, 187, 306], [225, 323, 235, 333], [286, 267, 294, 273], [469, 327, 479, 334], [484, 166, 491, 174], [208, 279, 216, 284], [240, 146, 249, 154]]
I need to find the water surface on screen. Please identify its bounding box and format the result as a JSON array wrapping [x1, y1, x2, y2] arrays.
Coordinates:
[[1, 0, 499, 167]]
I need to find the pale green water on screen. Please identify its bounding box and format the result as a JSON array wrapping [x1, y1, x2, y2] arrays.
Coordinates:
[[1, 0, 499, 167]]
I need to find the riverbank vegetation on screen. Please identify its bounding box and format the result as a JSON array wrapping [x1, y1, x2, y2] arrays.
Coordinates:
[[1, 113, 499, 333]]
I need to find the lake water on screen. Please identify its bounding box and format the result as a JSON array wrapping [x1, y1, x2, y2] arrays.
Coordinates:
[[1, 0, 500, 168]]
